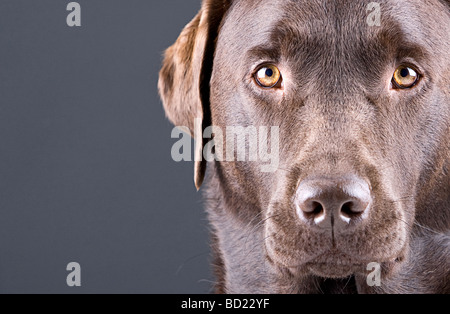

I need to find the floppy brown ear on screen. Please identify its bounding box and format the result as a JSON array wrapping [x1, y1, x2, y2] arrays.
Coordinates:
[[158, 0, 231, 190]]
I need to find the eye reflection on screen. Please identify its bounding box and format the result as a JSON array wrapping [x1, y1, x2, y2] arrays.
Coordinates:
[[254, 65, 281, 88], [392, 65, 419, 89]]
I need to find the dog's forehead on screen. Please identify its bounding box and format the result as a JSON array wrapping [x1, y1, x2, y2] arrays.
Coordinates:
[[219, 0, 446, 64]]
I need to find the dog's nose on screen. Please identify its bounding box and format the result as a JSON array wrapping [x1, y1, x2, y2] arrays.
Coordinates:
[[295, 177, 371, 231]]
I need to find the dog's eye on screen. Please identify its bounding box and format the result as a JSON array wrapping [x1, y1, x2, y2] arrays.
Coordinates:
[[254, 65, 281, 88], [392, 66, 419, 89]]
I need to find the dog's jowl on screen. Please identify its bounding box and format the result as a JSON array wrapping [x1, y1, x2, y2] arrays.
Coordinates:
[[159, 0, 450, 294]]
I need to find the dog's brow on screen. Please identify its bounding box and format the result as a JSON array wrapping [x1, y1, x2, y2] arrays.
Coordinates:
[[246, 46, 281, 64], [394, 44, 429, 63], [375, 26, 430, 62]]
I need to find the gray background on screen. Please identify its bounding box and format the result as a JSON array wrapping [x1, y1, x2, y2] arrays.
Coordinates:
[[0, 0, 212, 293]]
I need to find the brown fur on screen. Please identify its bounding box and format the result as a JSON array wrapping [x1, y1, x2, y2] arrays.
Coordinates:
[[159, 0, 450, 293]]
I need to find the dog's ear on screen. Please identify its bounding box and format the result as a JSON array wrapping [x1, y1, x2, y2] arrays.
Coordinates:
[[158, 0, 231, 190]]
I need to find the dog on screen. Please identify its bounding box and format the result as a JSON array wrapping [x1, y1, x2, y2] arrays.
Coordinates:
[[159, 0, 450, 293]]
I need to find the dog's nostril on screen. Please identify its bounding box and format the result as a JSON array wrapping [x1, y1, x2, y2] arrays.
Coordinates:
[[312, 201, 323, 216], [341, 201, 358, 218], [303, 201, 324, 218], [339, 199, 369, 223]]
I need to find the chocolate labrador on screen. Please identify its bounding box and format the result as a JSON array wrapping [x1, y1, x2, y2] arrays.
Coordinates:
[[159, 0, 450, 293]]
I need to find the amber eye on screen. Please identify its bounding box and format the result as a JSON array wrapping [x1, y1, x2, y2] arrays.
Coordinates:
[[254, 65, 281, 88], [392, 65, 419, 89]]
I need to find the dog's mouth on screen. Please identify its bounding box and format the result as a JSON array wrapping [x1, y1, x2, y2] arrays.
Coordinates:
[[285, 249, 403, 279], [304, 250, 367, 278]]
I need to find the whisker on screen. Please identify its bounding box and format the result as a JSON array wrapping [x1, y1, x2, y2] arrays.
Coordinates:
[[275, 166, 294, 173], [341, 275, 354, 293], [175, 251, 211, 275], [243, 214, 280, 250], [391, 215, 442, 236], [387, 196, 414, 204], [242, 211, 265, 235]]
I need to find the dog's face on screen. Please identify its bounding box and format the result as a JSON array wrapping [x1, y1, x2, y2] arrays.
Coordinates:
[[160, 0, 450, 287]]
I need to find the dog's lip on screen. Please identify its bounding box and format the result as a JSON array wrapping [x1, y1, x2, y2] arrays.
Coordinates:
[[279, 250, 366, 270], [308, 250, 362, 265], [304, 249, 399, 267], [272, 244, 403, 270], [302, 250, 368, 278]]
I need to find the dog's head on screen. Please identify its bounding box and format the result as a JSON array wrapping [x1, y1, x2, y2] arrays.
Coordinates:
[[159, 0, 450, 286]]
